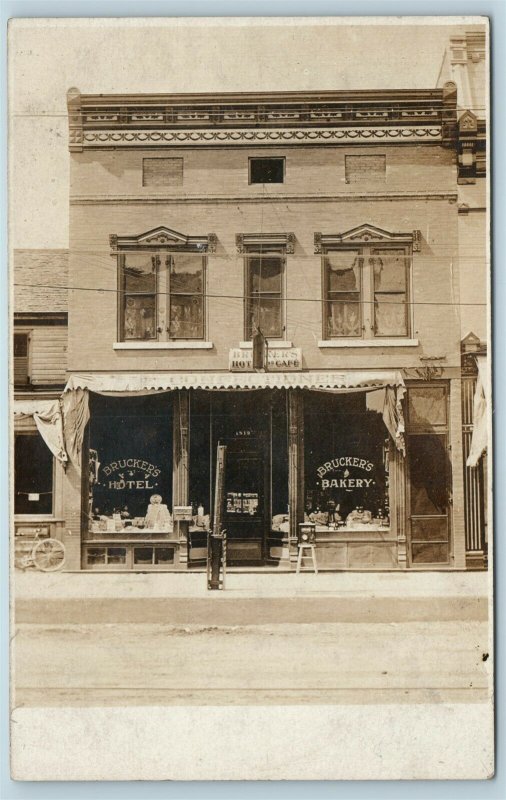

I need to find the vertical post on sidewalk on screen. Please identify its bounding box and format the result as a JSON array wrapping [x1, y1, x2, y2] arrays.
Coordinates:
[[207, 444, 227, 590]]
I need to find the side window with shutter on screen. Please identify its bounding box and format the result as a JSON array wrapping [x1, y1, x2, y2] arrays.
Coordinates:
[[14, 332, 30, 386]]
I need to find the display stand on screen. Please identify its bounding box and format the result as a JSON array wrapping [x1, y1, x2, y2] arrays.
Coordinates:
[[296, 522, 318, 574], [296, 543, 318, 574]]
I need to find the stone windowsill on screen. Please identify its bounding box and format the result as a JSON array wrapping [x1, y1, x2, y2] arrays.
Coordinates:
[[114, 341, 214, 350], [239, 340, 293, 349], [318, 338, 419, 348]]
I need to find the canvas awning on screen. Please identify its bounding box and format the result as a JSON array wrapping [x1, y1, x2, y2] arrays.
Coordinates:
[[64, 370, 405, 393], [14, 398, 68, 464], [467, 355, 488, 467], [61, 370, 406, 470]]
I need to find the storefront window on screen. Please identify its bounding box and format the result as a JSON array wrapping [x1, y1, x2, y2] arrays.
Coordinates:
[[14, 433, 53, 515], [304, 391, 391, 529], [245, 246, 284, 339], [87, 393, 173, 534]]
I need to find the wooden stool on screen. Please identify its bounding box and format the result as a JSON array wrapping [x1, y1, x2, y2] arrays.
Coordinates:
[[296, 543, 318, 574]]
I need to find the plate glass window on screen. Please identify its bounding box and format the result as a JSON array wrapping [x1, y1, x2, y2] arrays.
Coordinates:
[[249, 158, 285, 184]]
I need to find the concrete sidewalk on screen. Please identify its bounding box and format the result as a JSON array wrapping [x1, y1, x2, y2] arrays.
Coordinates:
[[14, 570, 490, 625], [14, 567, 490, 599], [13, 570, 492, 712]]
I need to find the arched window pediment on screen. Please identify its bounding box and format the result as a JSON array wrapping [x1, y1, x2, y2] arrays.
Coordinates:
[[110, 227, 217, 253], [314, 225, 421, 253]]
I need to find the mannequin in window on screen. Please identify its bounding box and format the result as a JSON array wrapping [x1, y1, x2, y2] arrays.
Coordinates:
[[145, 494, 172, 530]]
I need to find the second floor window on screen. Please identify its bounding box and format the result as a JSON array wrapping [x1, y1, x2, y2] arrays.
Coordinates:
[[120, 251, 205, 341], [245, 245, 285, 339], [323, 245, 410, 339]]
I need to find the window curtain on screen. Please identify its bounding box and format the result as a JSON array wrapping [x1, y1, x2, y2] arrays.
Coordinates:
[[14, 399, 68, 465]]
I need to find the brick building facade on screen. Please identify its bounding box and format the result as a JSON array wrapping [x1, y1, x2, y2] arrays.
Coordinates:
[[13, 77, 488, 573]]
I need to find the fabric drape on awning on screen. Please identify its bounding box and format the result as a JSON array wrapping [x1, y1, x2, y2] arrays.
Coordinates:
[[61, 388, 90, 469], [64, 370, 405, 393], [467, 355, 488, 467], [383, 385, 406, 454], [62, 370, 406, 464], [14, 398, 68, 464]]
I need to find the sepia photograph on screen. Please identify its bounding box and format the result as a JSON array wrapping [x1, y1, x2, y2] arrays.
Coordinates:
[[8, 15, 493, 781]]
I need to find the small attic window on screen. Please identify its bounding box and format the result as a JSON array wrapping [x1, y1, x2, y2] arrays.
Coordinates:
[[249, 157, 285, 184]]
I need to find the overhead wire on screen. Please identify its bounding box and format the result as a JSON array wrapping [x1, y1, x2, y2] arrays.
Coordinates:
[[13, 281, 487, 307]]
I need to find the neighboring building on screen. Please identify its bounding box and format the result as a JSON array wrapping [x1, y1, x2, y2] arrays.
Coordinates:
[[54, 83, 478, 573], [13, 250, 69, 558], [438, 30, 488, 568]]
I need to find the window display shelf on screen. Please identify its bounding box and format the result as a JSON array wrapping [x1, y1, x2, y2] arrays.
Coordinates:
[[314, 527, 396, 543], [85, 532, 179, 544]]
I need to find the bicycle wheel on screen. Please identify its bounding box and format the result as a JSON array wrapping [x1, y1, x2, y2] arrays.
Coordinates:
[[32, 538, 66, 572]]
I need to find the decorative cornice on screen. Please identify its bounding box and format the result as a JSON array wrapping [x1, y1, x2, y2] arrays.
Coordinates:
[[67, 85, 458, 152], [314, 224, 421, 253], [80, 126, 444, 148], [236, 232, 295, 254], [110, 225, 217, 252]]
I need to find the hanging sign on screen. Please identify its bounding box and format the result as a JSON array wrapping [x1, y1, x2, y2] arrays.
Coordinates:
[[229, 346, 302, 372]]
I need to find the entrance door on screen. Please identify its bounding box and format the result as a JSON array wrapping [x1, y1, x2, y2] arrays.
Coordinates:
[[223, 432, 269, 565]]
